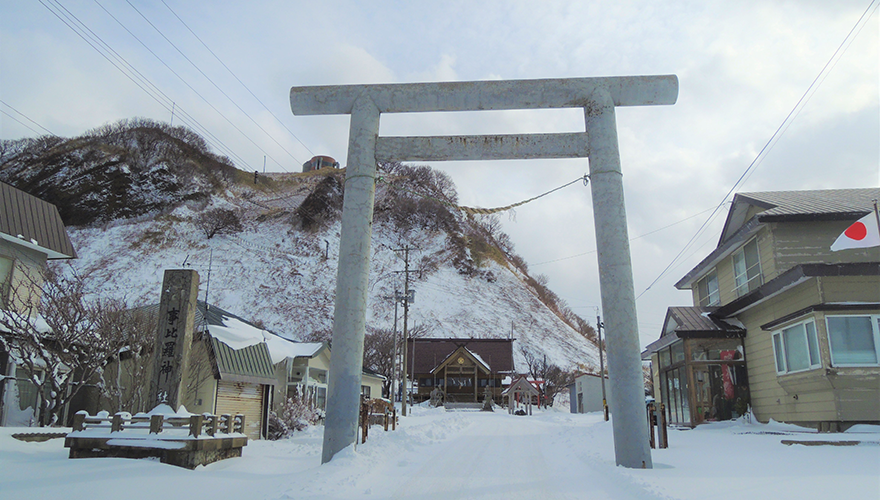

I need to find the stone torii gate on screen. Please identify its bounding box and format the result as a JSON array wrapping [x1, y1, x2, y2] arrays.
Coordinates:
[[290, 75, 678, 468]]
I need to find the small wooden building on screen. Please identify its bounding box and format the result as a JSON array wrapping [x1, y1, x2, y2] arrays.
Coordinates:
[[406, 338, 514, 404], [502, 376, 540, 415]]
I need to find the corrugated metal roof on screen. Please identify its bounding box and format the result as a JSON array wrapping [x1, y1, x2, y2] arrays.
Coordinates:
[[682, 187, 880, 288], [738, 188, 880, 217], [643, 306, 745, 357], [406, 338, 515, 376], [0, 181, 76, 259], [666, 306, 744, 336], [719, 188, 880, 244], [209, 336, 276, 385]]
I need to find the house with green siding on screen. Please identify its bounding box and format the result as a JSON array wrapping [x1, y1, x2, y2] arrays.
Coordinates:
[[644, 188, 879, 431]]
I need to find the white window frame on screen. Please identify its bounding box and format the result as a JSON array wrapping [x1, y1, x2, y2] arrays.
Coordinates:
[[771, 319, 821, 375], [825, 314, 880, 367], [697, 269, 720, 307], [732, 238, 762, 297]]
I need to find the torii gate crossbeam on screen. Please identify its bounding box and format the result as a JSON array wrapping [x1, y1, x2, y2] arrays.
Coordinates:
[[290, 75, 678, 469]]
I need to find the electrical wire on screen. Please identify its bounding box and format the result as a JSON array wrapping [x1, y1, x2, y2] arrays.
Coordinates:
[[636, 0, 879, 300], [0, 110, 44, 137], [41, 0, 251, 169], [160, 0, 315, 159], [530, 205, 719, 267], [0, 101, 57, 136], [121, 0, 302, 171], [92, 0, 272, 170]]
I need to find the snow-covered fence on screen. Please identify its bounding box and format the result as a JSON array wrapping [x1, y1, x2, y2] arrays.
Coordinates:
[[71, 411, 245, 437], [359, 398, 397, 443], [66, 410, 249, 469]]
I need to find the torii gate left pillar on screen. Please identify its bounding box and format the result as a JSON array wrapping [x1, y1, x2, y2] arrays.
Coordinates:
[[291, 75, 678, 468]]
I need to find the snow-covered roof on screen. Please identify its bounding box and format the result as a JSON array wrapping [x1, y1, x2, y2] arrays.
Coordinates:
[[0, 311, 52, 335], [429, 346, 491, 374], [141, 301, 326, 365]]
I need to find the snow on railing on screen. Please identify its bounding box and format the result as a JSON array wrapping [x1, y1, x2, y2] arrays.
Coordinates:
[[71, 411, 245, 438]]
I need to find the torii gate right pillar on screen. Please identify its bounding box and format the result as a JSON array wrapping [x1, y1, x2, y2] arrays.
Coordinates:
[[586, 88, 652, 468]]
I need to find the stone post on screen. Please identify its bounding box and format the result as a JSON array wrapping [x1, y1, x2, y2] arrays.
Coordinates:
[[321, 95, 380, 464], [149, 269, 199, 411], [585, 88, 653, 468]]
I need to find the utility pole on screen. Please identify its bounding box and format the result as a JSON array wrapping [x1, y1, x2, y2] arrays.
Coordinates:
[[597, 309, 608, 421], [393, 246, 418, 416], [384, 289, 400, 401]]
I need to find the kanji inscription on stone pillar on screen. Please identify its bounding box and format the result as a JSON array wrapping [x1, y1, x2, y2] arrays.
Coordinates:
[[149, 269, 199, 411]]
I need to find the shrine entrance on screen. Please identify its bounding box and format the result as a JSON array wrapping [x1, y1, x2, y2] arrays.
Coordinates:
[[290, 75, 679, 468]]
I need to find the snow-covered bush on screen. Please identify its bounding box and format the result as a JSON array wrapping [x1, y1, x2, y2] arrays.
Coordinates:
[[267, 392, 322, 440]]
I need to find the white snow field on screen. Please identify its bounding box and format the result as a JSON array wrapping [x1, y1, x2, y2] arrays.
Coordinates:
[[1, 407, 878, 500]]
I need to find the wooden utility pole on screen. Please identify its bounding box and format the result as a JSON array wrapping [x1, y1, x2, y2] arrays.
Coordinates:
[[597, 310, 608, 421], [393, 246, 417, 416]]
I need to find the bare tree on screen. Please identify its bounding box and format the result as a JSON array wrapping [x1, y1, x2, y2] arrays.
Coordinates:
[[99, 307, 157, 414], [519, 346, 576, 407], [0, 265, 131, 426], [363, 327, 395, 397], [196, 208, 243, 239]]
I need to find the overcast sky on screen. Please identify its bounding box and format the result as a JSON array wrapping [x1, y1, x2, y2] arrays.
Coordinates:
[[2, 1, 878, 347]]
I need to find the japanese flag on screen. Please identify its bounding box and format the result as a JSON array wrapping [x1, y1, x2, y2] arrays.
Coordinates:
[[830, 213, 880, 251]]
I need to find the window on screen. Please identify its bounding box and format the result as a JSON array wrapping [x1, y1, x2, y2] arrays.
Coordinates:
[[0, 256, 12, 308], [658, 348, 671, 368], [772, 320, 821, 374], [671, 341, 685, 365], [361, 385, 371, 399], [733, 239, 762, 296], [697, 270, 720, 307], [826, 315, 880, 366], [316, 387, 327, 410]]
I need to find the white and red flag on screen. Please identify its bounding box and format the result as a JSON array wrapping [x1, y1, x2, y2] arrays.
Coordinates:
[[830, 212, 880, 251]]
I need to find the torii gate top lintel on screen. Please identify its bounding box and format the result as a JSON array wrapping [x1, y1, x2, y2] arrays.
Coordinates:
[[290, 75, 678, 116]]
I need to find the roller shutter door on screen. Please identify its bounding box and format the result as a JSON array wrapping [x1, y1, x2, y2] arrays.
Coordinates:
[[216, 381, 264, 440]]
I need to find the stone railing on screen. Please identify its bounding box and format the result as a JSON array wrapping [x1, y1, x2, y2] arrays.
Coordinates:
[[71, 411, 245, 437]]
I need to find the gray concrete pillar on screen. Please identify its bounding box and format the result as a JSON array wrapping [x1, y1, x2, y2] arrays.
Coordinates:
[[585, 88, 653, 469], [321, 95, 380, 464]]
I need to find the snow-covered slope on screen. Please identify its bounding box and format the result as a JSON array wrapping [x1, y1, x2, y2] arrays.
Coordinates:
[[3, 120, 598, 372], [67, 193, 598, 371]]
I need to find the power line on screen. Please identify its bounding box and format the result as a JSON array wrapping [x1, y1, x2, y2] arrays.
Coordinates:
[[0, 110, 44, 137], [530, 205, 719, 267], [122, 0, 301, 171], [92, 0, 264, 170], [90, 0, 250, 166], [159, 0, 315, 160], [41, 0, 251, 169], [636, 0, 879, 300], [0, 101, 56, 136]]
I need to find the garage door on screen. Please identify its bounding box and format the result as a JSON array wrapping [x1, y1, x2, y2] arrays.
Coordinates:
[[216, 381, 264, 440]]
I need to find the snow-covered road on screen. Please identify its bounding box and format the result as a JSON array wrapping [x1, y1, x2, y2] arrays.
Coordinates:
[[1, 406, 877, 500], [380, 411, 663, 500]]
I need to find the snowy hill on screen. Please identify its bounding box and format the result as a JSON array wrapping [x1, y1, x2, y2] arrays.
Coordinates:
[[1, 120, 598, 372]]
